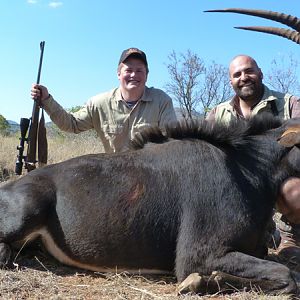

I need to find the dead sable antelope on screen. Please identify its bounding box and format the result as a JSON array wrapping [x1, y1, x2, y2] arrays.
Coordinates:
[[1, 114, 300, 296], [205, 8, 300, 44], [1, 9, 300, 297]]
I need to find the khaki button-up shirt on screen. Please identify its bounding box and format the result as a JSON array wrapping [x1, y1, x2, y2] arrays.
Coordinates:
[[206, 85, 300, 123], [43, 86, 177, 153]]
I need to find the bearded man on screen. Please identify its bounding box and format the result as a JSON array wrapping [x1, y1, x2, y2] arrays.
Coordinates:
[[207, 54, 300, 263]]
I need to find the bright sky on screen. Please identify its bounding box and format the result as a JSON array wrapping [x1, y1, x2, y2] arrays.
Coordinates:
[[0, 0, 299, 122]]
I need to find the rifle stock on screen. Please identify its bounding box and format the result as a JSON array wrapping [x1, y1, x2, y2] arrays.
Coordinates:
[[15, 41, 47, 175]]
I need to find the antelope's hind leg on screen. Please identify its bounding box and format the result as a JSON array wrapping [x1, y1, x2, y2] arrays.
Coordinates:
[[0, 177, 54, 268]]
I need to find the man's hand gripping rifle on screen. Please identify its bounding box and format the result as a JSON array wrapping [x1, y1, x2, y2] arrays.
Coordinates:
[[15, 41, 48, 175]]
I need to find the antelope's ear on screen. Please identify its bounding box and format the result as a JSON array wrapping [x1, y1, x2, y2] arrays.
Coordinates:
[[278, 126, 300, 147]]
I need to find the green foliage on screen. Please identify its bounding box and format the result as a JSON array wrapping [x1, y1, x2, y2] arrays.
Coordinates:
[[0, 114, 9, 136]]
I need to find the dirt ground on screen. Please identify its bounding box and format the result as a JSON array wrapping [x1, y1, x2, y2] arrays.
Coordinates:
[[0, 244, 295, 300]]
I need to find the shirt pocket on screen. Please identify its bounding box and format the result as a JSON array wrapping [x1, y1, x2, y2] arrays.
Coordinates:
[[102, 123, 124, 140]]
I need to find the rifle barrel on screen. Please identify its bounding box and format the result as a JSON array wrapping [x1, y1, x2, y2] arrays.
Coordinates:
[[26, 41, 46, 172]]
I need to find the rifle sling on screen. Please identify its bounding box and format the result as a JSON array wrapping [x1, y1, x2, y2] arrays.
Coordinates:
[[38, 109, 48, 166]]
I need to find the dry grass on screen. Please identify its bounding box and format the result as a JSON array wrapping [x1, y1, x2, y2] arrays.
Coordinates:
[[0, 135, 19, 179], [0, 132, 103, 178], [0, 133, 297, 299], [46, 132, 104, 165], [0, 246, 294, 300]]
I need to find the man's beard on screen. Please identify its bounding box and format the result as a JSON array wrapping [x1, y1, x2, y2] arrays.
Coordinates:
[[235, 82, 262, 102]]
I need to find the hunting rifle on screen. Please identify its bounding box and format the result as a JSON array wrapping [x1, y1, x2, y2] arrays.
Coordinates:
[[15, 41, 48, 175]]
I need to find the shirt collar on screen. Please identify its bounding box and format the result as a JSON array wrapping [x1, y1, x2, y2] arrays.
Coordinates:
[[230, 84, 277, 108], [114, 86, 152, 102], [260, 85, 277, 102]]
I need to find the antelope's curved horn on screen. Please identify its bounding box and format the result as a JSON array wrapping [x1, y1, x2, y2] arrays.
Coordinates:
[[205, 8, 300, 45], [205, 8, 300, 31], [236, 26, 300, 44]]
